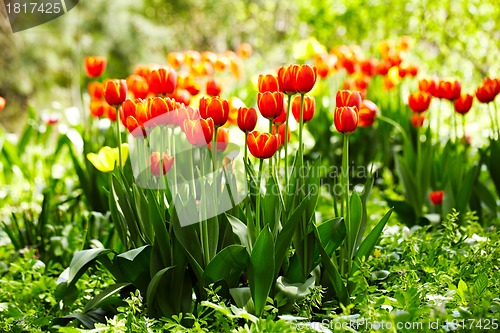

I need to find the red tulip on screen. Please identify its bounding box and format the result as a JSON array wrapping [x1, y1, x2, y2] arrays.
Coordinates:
[[247, 131, 279, 159], [237, 107, 258, 132], [437, 80, 461, 100], [258, 74, 280, 93], [418, 78, 436, 97], [176, 106, 200, 129], [291, 95, 315, 123], [171, 89, 191, 106], [336, 90, 361, 109], [90, 100, 108, 118], [0, 96, 6, 112], [148, 67, 177, 95], [206, 78, 222, 96], [84, 56, 106, 78], [358, 100, 379, 127], [183, 118, 214, 146], [150, 152, 174, 176], [272, 123, 291, 147], [277, 65, 299, 95], [210, 128, 229, 152], [257, 91, 284, 120], [475, 78, 500, 103], [334, 106, 358, 134], [411, 114, 426, 128], [104, 79, 127, 106], [272, 103, 287, 125], [126, 75, 149, 99], [360, 59, 378, 77], [429, 190, 444, 205], [199, 96, 230, 127], [408, 91, 431, 113], [125, 116, 146, 138], [454, 94, 474, 115], [295, 64, 317, 94]]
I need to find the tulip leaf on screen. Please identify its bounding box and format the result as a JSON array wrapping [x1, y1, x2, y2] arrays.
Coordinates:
[[248, 227, 274, 316], [83, 282, 131, 313], [349, 192, 363, 257], [226, 214, 250, 252], [66, 248, 111, 287], [202, 245, 249, 288]]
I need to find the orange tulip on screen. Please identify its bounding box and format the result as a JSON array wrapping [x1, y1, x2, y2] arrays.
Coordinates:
[[125, 116, 146, 138], [454, 94, 474, 115], [360, 59, 378, 77], [272, 103, 287, 125], [336, 90, 361, 109], [126, 75, 149, 99], [84, 56, 106, 78], [90, 100, 109, 118], [291, 95, 315, 123], [149, 97, 180, 126], [183, 118, 214, 147], [408, 91, 431, 113], [167, 52, 185, 69], [334, 106, 358, 134], [429, 190, 444, 205], [104, 79, 127, 106], [206, 78, 222, 96], [257, 91, 284, 120], [247, 131, 279, 159], [171, 89, 191, 106], [358, 100, 379, 127], [88, 82, 105, 100], [258, 74, 280, 93], [148, 67, 177, 95], [150, 152, 174, 176], [237, 43, 253, 59], [176, 106, 200, 129], [237, 107, 258, 133], [199, 96, 230, 127]]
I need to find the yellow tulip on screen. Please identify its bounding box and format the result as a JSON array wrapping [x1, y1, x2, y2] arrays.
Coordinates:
[[87, 144, 129, 172]]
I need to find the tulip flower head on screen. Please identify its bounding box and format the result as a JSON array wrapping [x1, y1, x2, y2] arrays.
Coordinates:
[[150, 152, 174, 176], [334, 106, 358, 134], [408, 91, 431, 113], [454, 94, 474, 115], [206, 78, 222, 96], [183, 118, 215, 147], [148, 67, 177, 95], [291, 95, 315, 123], [199, 96, 230, 127], [84, 56, 106, 78], [87, 144, 129, 172], [104, 79, 127, 106], [336, 90, 361, 109], [429, 190, 444, 205], [257, 91, 284, 120], [247, 131, 279, 159], [258, 74, 280, 93], [358, 100, 379, 127], [237, 107, 258, 133]]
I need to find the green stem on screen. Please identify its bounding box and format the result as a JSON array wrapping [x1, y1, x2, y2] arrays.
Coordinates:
[[416, 113, 422, 217], [244, 132, 248, 166], [256, 158, 264, 232], [342, 134, 351, 274], [461, 115, 466, 141], [298, 93, 305, 167], [493, 102, 500, 139], [436, 99, 441, 145], [377, 114, 410, 144], [115, 107, 123, 171], [269, 120, 273, 173], [284, 94, 292, 185], [200, 148, 210, 267]]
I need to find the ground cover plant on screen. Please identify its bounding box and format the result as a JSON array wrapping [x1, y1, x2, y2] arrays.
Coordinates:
[[1, 1, 500, 332]]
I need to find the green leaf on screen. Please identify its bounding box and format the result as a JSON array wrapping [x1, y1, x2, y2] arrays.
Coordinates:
[[202, 245, 249, 287], [352, 208, 393, 275], [473, 273, 488, 297], [315, 217, 346, 260], [146, 266, 175, 316], [313, 224, 348, 305], [248, 227, 275, 316], [83, 282, 131, 313], [226, 214, 250, 252], [66, 248, 111, 287], [115, 245, 152, 293], [348, 191, 363, 257]]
